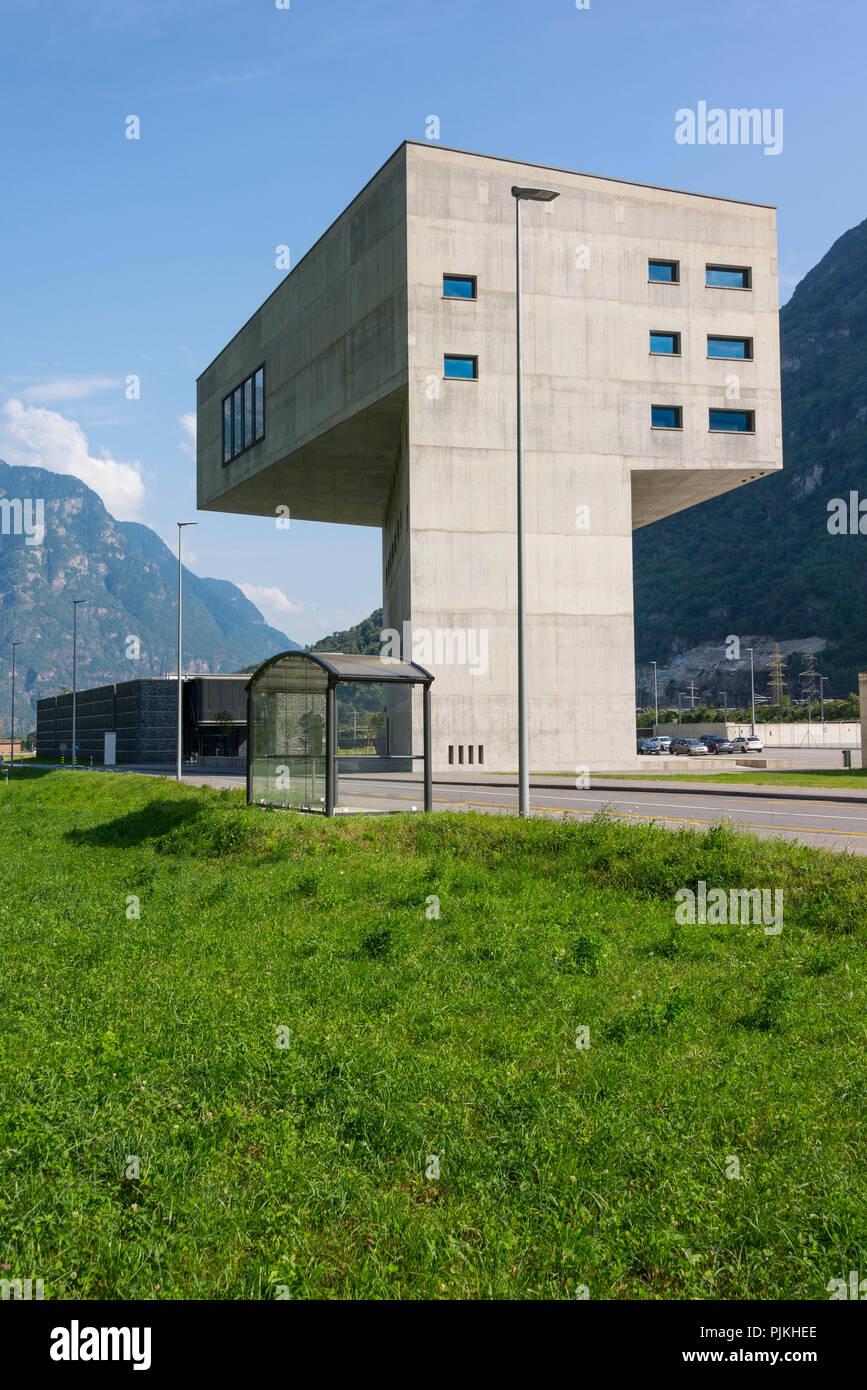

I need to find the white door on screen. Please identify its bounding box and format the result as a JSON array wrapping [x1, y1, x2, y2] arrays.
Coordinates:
[[104, 731, 117, 765]]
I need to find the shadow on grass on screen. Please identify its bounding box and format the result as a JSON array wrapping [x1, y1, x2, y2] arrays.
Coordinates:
[[65, 798, 204, 849], [4, 765, 63, 781]]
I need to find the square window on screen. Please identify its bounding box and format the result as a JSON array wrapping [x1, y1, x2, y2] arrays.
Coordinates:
[[650, 331, 681, 355], [443, 274, 477, 299], [651, 404, 683, 430], [706, 264, 751, 289], [707, 335, 753, 360], [444, 354, 478, 380], [709, 408, 755, 432], [649, 259, 679, 283]]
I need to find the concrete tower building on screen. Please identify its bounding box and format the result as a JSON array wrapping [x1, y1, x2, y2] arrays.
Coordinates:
[[197, 142, 782, 773]]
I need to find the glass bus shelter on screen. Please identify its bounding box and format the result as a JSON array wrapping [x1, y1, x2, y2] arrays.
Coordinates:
[[246, 650, 433, 815]]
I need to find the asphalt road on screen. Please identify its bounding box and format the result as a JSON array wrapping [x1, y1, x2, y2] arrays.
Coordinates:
[[334, 774, 867, 854]]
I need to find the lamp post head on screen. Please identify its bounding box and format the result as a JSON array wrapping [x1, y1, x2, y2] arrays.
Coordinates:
[[512, 186, 559, 202]]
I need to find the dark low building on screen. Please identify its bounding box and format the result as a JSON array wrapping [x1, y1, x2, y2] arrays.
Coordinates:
[[36, 676, 248, 765]]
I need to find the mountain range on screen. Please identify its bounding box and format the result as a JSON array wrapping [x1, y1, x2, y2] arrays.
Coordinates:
[[0, 461, 299, 729]]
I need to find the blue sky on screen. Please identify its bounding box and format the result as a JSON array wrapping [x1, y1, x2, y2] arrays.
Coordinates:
[[1, 0, 864, 643]]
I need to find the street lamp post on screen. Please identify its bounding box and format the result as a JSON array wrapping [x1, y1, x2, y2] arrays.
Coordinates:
[[11, 641, 21, 769], [71, 600, 87, 767], [746, 647, 756, 736], [512, 183, 559, 818], [177, 522, 198, 781], [650, 661, 658, 735]]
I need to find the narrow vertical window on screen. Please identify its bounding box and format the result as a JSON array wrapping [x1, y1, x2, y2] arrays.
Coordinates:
[[244, 377, 254, 449], [223, 396, 232, 464], [232, 387, 242, 458], [254, 366, 265, 439]]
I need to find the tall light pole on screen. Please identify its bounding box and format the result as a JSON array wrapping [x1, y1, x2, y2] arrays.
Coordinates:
[[10, 641, 21, 768], [177, 522, 198, 780], [71, 600, 87, 767], [512, 183, 559, 818], [746, 646, 756, 736], [650, 661, 658, 734]]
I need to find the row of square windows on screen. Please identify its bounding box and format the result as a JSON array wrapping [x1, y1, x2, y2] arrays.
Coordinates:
[[218, 261, 754, 461], [439, 359, 756, 433], [443, 261, 752, 300], [442, 328, 752, 381]]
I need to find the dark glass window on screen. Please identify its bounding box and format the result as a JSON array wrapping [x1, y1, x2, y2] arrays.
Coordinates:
[[649, 259, 679, 283], [443, 274, 477, 299], [254, 367, 265, 440], [651, 405, 682, 429], [244, 378, 254, 449], [708, 336, 753, 360], [444, 354, 478, 380], [650, 331, 680, 355], [706, 265, 751, 289], [222, 365, 265, 464], [232, 388, 242, 455], [222, 397, 232, 464], [709, 408, 755, 432]]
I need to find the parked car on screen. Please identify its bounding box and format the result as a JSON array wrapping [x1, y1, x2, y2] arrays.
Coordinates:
[[637, 738, 659, 755], [730, 735, 764, 753], [654, 736, 671, 751], [670, 737, 709, 756], [700, 734, 734, 755]]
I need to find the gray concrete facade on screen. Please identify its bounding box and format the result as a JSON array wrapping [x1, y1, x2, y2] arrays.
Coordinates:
[[197, 142, 782, 772]]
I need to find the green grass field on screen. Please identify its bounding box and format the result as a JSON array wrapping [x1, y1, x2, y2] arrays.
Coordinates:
[[0, 769, 864, 1300]]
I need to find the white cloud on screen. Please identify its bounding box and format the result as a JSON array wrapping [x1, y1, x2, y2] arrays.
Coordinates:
[[18, 375, 123, 404], [179, 412, 197, 458], [0, 398, 146, 520], [240, 583, 303, 629]]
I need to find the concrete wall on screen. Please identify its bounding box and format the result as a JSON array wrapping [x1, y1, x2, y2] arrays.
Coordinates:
[[403, 143, 781, 772], [652, 720, 860, 747]]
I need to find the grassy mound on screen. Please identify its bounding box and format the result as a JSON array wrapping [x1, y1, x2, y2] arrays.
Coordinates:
[[0, 769, 864, 1299]]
